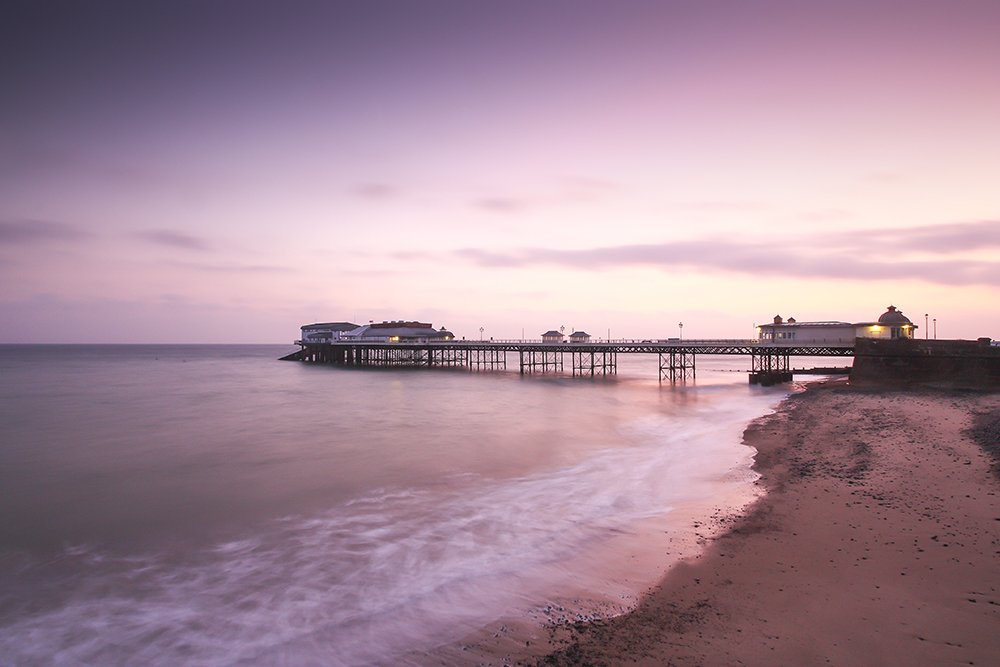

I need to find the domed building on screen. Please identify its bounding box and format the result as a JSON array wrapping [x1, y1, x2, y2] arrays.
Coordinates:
[[855, 305, 918, 339]]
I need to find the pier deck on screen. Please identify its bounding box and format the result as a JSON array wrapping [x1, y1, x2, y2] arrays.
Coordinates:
[[282, 339, 855, 385]]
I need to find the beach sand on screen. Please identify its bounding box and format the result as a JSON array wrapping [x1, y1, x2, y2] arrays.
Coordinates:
[[520, 379, 1000, 666]]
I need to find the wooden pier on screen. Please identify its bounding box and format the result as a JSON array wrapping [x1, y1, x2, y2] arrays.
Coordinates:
[[281, 339, 855, 385]]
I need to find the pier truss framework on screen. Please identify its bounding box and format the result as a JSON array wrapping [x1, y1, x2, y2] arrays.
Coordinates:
[[659, 349, 695, 383], [749, 347, 792, 385], [570, 349, 617, 377], [285, 340, 854, 385], [519, 348, 563, 374]]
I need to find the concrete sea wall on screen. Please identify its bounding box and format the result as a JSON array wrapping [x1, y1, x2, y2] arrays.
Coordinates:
[[850, 338, 1000, 389]]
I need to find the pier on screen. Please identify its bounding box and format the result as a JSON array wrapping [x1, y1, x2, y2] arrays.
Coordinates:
[[281, 339, 855, 385]]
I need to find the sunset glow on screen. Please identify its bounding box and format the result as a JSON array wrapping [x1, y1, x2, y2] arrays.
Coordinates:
[[3, 1, 999, 342]]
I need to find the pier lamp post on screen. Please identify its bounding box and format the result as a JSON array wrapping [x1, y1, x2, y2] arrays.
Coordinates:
[[678, 322, 683, 340], [933, 319, 937, 339], [925, 314, 928, 339], [479, 327, 484, 341]]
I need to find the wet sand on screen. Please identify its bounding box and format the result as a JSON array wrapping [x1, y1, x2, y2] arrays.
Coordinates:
[[527, 379, 1000, 666]]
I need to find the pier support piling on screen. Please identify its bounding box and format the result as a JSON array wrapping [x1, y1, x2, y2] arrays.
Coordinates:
[[659, 350, 695, 383], [571, 349, 617, 377], [470, 348, 506, 371], [519, 348, 564, 375], [749, 348, 792, 385]]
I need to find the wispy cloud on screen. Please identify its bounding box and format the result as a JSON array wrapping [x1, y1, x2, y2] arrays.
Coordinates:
[[452, 248, 529, 268], [351, 183, 399, 201], [671, 200, 768, 214], [451, 220, 1000, 286], [135, 230, 212, 251], [841, 220, 1000, 254], [472, 177, 623, 215], [0, 220, 90, 244], [166, 261, 293, 274], [475, 197, 527, 213]]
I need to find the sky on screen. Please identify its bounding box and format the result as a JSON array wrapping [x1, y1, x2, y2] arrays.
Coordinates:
[[2, 0, 999, 343]]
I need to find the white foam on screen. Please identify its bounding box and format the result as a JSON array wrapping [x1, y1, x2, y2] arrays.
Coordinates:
[[0, 386, 786, 667]]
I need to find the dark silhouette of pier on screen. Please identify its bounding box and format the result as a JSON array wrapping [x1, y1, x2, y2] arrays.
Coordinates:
[[281, 339, 855, 385]]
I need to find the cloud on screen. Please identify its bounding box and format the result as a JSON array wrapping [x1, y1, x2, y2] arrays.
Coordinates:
[[337, 267, 413, 279], [450, 220, 1000, 287], [672, 200, 768, 213], [351, 183, 398, 200], [472, 178, 622, 215], [134, 229, 212, 251], [843, 220, 1000, 254], [166, 261, 293, 274], [0, 219, 90, 244], [453, 248, 527, 268], [795, 208, 853, 223], [475, 197, 527, 213]]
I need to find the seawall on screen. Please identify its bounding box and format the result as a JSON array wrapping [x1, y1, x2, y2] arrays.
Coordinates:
[[850, 337, 1000, 389]]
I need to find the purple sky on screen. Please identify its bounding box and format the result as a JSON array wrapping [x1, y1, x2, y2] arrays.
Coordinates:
[[2, 1, 999, 342]]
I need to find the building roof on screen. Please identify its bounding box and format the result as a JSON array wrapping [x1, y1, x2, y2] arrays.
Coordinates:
[[301, 322, 359, 331], [569, 331, 590, 337], [369, 320, 433, 329], [761, 321, 852, 328], [762, 306, 918, 330], [541, 330, 563, 337], [877, 305, 913, 325], [344, 323, 453, 339]]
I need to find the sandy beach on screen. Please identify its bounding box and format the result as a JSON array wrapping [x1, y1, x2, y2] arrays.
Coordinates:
[[518, 379, 1000, 666]]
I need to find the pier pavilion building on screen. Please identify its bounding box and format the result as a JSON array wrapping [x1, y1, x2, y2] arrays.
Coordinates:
[[299, 321, 454, 344], [341, 321, 454, 342], [853, 305, 918, 340], [300, 322, 360, 343], [758, 306, 917, 344], [758, 317, 856, 344], [541, 330, 564, 343]]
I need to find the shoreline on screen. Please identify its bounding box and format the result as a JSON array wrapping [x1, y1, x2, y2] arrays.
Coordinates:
[[413, 382, 791, 667], [523, 378, 1000, 666]]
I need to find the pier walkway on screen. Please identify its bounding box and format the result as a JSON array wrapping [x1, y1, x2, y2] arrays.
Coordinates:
[[282, 339, 855, 385]]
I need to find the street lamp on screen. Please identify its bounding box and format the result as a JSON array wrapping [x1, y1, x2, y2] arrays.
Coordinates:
[[678, 322, 683, 340], [925, 314, 928, 339], [933, 319, 937, 339], [479, 327, 484, 341]]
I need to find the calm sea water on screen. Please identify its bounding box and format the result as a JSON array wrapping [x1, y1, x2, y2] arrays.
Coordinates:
[[0, 345, 795, 666]]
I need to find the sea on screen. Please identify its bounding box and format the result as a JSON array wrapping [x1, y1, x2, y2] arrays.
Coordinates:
[[0, 344, 803, 666]]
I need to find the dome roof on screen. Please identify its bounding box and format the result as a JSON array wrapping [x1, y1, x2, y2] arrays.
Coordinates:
[[877, 305, 912, 325]]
